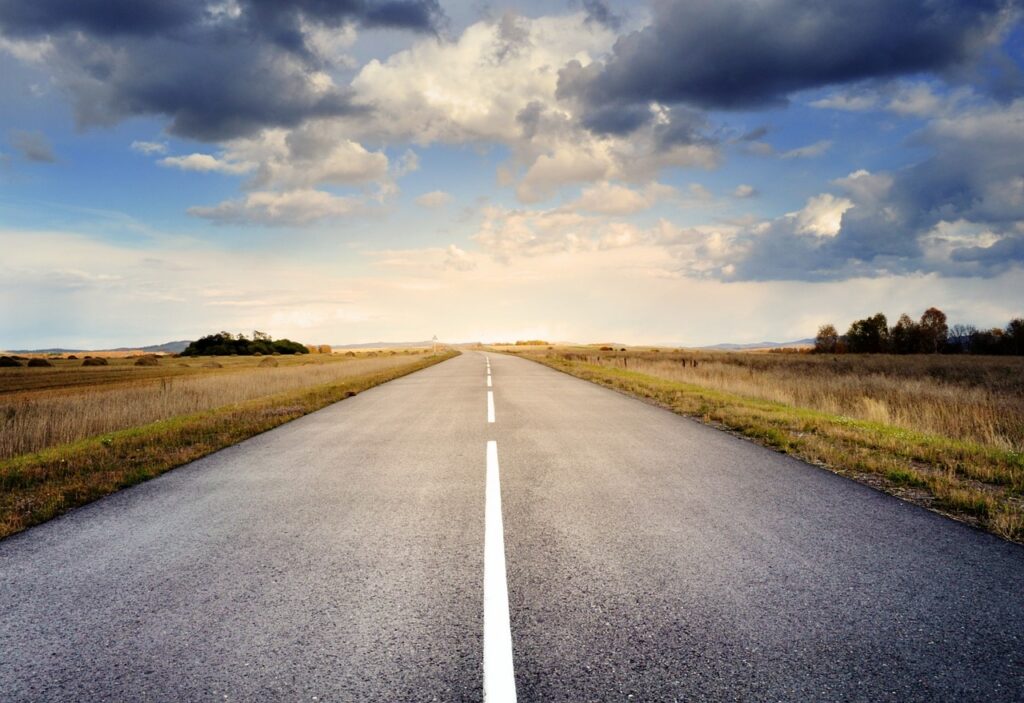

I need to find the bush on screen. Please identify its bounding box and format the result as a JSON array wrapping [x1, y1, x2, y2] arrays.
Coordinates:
[[181, 332, 310, 356]]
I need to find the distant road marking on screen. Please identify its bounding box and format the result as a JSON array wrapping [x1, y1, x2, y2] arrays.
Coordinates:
[[487, 391, 495, 423], [487, 375, 492, 387], [484, 441, 517, 702]]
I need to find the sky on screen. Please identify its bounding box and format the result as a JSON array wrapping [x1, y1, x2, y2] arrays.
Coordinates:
[[1, 0, 1023, 348]]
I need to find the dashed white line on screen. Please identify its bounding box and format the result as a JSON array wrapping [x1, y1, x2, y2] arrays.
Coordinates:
[[484, 440, 517, 702], [487, 375, 492, 387], [487, 390, 495, 423]]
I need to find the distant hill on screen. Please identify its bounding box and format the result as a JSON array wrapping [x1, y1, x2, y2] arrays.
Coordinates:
[[698, 338, 815, 350], [5, 340, 192, 354]]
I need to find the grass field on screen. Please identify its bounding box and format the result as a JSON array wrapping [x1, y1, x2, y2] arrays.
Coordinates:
[[0, 349, 455, 539], [498, 345, 1024, 542]]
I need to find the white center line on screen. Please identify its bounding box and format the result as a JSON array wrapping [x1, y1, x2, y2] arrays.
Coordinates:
[[487, 390, 495, 423], [487, 375, 492, 387], [484, 440, 517, 702]]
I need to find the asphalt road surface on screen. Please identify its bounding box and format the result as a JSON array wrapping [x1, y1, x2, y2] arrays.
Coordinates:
[[2, 351, 1023, 702]]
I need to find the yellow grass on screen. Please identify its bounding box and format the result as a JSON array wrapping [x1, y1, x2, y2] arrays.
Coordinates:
[[0, 353, 432, 459], [503, 347, 1024, 542], [0, 350, 457, 538]]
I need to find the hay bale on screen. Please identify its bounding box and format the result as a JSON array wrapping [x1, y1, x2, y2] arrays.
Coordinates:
[[344, 351, 356, 357], [202, 360, 222, 368], [82, 357, 109, 366], [0, 356, 22, 367], [134, 355, 159, 366], [258, 357, 279, 367], [27, 358, 53, 367], [318, 344, 332, 354], [66, 354, 78, 360]]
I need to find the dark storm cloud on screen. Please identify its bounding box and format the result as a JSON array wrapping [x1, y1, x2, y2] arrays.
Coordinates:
[[725, 104, 1024, 281], [581, 0, 622, 30], [559, 0, 1016, 116], [0, 0, 444, 141]]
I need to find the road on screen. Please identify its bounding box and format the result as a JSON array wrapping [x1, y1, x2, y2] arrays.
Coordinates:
[[2, 351, 1023, 701]]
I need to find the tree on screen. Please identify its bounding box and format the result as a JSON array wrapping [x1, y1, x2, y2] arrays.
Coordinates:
[[814, 324, 839, 353], [947, 324, 975, 353], [1005, 318, 1024, 355], [889, 313, 921, 354], [918, 307, 948, 354], [846, 313, 889, 353]]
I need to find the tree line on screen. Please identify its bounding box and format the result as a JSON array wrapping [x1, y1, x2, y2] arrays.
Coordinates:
[[814, 308, 1024, 355], [180, 331, 309, 356]]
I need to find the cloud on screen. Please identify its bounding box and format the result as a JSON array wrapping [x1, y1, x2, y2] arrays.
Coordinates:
[[558, 0, 1014, 130], [810, 80, 974, 118], [9, 129, 55, 162], [443, 244, 475, 271], [188, 189, 361, 226], [569, 181, 675, 215], [733, 184, 757, 199], [223, 124, 390, 190], [809, 93, 879, 112], [415, 190, 453, 208], [721, 101, 1024, 280], [130, 140, 167, 155], [580, 0, 622, 30], [780, 140, 832, 159], [0, 0, 444, 141], [350, 13, 716, 202], [159, 153, 253, 175]]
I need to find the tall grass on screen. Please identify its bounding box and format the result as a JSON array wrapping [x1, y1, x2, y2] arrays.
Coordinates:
[[507, 347, 1024, 541], [0, 355, 426, 459], [556, 351, 1024, 450]]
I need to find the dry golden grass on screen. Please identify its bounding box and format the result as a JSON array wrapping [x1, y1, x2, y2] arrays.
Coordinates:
[[0, 350, 456, 538], [505, 347, 1024, 542], [0, 352, 430, 460], [553, 350, 1024, 450]]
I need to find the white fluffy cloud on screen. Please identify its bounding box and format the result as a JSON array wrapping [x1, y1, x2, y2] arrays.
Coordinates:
[[349, 13, 717, 203], [570, 182, 675, 215], [415, 190, 453, 208], [130, 140, 168, 155], [160, 153, 253, 175], [188, 189, 361, 226], [791, 193, 853, 237]]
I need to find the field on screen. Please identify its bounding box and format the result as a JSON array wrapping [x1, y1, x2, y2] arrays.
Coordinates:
[[497, 345, 1024, 542], [0, 349, 454, 538]]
